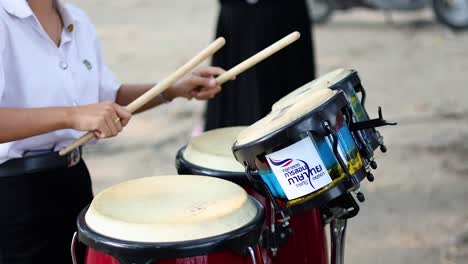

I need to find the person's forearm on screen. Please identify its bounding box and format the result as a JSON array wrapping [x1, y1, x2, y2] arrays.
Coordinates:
[[115, 84, 173, 113], [0, 107, 71, 143]]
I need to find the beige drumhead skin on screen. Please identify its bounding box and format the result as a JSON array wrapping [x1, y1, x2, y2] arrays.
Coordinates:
[[183, 127, 246, 172], [236, 88, 337, 146], [85, 175, 258, 242], [271, 68, 349, 111]]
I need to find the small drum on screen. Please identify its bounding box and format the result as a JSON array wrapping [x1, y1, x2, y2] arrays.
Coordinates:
[[272, 68, 391, 168], [176, 127, 328, 264], [72, 175, 265, 264], [233, 89, 368, 215]]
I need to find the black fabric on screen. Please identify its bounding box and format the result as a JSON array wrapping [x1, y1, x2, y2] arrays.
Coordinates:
[[0, 148, 81, 178], [0, 161, 93, 264], [205, 0, 316, 130]]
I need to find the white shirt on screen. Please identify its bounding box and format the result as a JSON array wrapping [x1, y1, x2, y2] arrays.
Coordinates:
[[0, 0, 121, 164]]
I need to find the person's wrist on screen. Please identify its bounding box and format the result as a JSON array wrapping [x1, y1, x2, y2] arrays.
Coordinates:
[[163, 86, 178, 101], [64, 106, 78, 129], [158, 91, 172, 104]]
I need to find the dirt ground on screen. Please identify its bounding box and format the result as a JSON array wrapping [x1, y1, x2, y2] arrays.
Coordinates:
[[71, 1, 468, 263]]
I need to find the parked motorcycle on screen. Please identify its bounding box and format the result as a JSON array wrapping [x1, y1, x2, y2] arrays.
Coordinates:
[[307, 0, 468, 30]]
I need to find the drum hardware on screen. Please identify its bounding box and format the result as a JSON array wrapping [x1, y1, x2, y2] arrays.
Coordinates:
[[366, 172, 375, 182], [347, 106, 396, 169], [342, 105, 380, 170], [348, 107, 397, 131], [330, 218, 347, 264], [321, 193, 360, 225], [261, 220, 292, 258], [322, 122, 353, 179], [320, 192, 361, 264], [71, 232, 78, 264], [247, 247, 258, 264], [245, 166, 295, 259]]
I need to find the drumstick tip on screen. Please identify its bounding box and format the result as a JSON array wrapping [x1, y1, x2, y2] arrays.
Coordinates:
[[291, 31, 301, 40], [215, 37, 226, 46]]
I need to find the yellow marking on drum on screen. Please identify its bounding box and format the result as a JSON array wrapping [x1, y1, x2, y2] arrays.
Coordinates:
[[286, 153, 363, 207]]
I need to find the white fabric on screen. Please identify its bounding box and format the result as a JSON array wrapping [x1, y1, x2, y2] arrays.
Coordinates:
[[0, 0, 121, 164], [85, 175, 258, 242], [183, 127, 246, 172]]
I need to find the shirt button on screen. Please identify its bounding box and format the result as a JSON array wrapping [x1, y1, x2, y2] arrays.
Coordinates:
[[67, 24, 74, 32], [59, 61, 68, 70]]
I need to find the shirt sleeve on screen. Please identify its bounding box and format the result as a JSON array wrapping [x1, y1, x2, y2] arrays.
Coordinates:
[[94, 34, 121, 102]]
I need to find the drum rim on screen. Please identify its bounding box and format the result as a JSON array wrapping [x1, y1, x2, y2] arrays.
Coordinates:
[[232, 91, 349, 169], [77, 196, 265, 263], [328, 69, 361, 92], [176, 146, 247, 178]]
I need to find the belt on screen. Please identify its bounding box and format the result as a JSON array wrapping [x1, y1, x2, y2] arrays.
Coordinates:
[[0, 148, 82, 178]]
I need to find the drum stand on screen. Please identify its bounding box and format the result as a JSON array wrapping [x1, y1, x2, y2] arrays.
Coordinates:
[[322, 193, 359, 264], [330, 218, 347, 264]]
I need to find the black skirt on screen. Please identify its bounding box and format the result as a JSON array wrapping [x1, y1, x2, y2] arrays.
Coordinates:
[[204, 0, 316, 130]]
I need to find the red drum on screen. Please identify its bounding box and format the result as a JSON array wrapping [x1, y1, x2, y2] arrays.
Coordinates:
[[176, 127, 328, 264], [83, 247, 263, 264], [72, 176, 265, 264]]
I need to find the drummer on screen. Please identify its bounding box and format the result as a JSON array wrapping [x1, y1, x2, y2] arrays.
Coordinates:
[[0, 0, 226, 263]]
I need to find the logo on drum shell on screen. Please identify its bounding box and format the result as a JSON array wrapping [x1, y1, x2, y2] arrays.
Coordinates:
[[269, 157, 326, 190], [269, 158, 293, 167]]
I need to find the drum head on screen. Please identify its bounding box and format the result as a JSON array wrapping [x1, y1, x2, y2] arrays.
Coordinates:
[[182, 127, 246, 173], [271, 68, 349, 111], [236, 89, 337, 146], [85, 175, 258, 243]]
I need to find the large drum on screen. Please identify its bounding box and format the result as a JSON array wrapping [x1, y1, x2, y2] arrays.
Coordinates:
[[233, 88, 368, 216], [72, 175, 265, 264], [272, 68, 390, 169], [176, 127, 328, 264]]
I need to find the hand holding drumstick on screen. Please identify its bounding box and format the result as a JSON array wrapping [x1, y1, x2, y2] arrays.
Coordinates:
[[67, 65, 229, 140], [60, 31, 300, 155]]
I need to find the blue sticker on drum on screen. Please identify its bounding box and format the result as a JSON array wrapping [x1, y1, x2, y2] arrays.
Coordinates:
[[266, 137, 333, 200]]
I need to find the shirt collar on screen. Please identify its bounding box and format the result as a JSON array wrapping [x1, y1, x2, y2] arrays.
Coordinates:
[[1, 0, 78, 25], [1, 0, 34, 19], [55, 0, 78, 27]]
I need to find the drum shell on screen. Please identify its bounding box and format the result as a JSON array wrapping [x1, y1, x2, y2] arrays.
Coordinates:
[[233, 92, 366, 209], [329, 71, 384, 157], [254, 113, 364, 205], [175, 151, 328, 264], [83, 247, 263, 264]]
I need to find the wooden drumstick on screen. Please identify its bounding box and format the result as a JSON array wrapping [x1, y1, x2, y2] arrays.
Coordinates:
[[216, 31, 300, 85], [59, 37, 226, 156]]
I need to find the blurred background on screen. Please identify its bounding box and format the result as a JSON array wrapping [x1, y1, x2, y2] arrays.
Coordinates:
[[70, 1, 468, 263]]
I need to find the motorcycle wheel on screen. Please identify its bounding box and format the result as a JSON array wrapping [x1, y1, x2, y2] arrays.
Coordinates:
[[433, 0, 468, 30], [307, 0, 334, 24]]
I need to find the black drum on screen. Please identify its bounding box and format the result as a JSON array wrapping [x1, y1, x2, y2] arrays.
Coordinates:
[[176, 127, 250, 187], [234, 89, 368, 217], [272, 68, 395, 170]]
